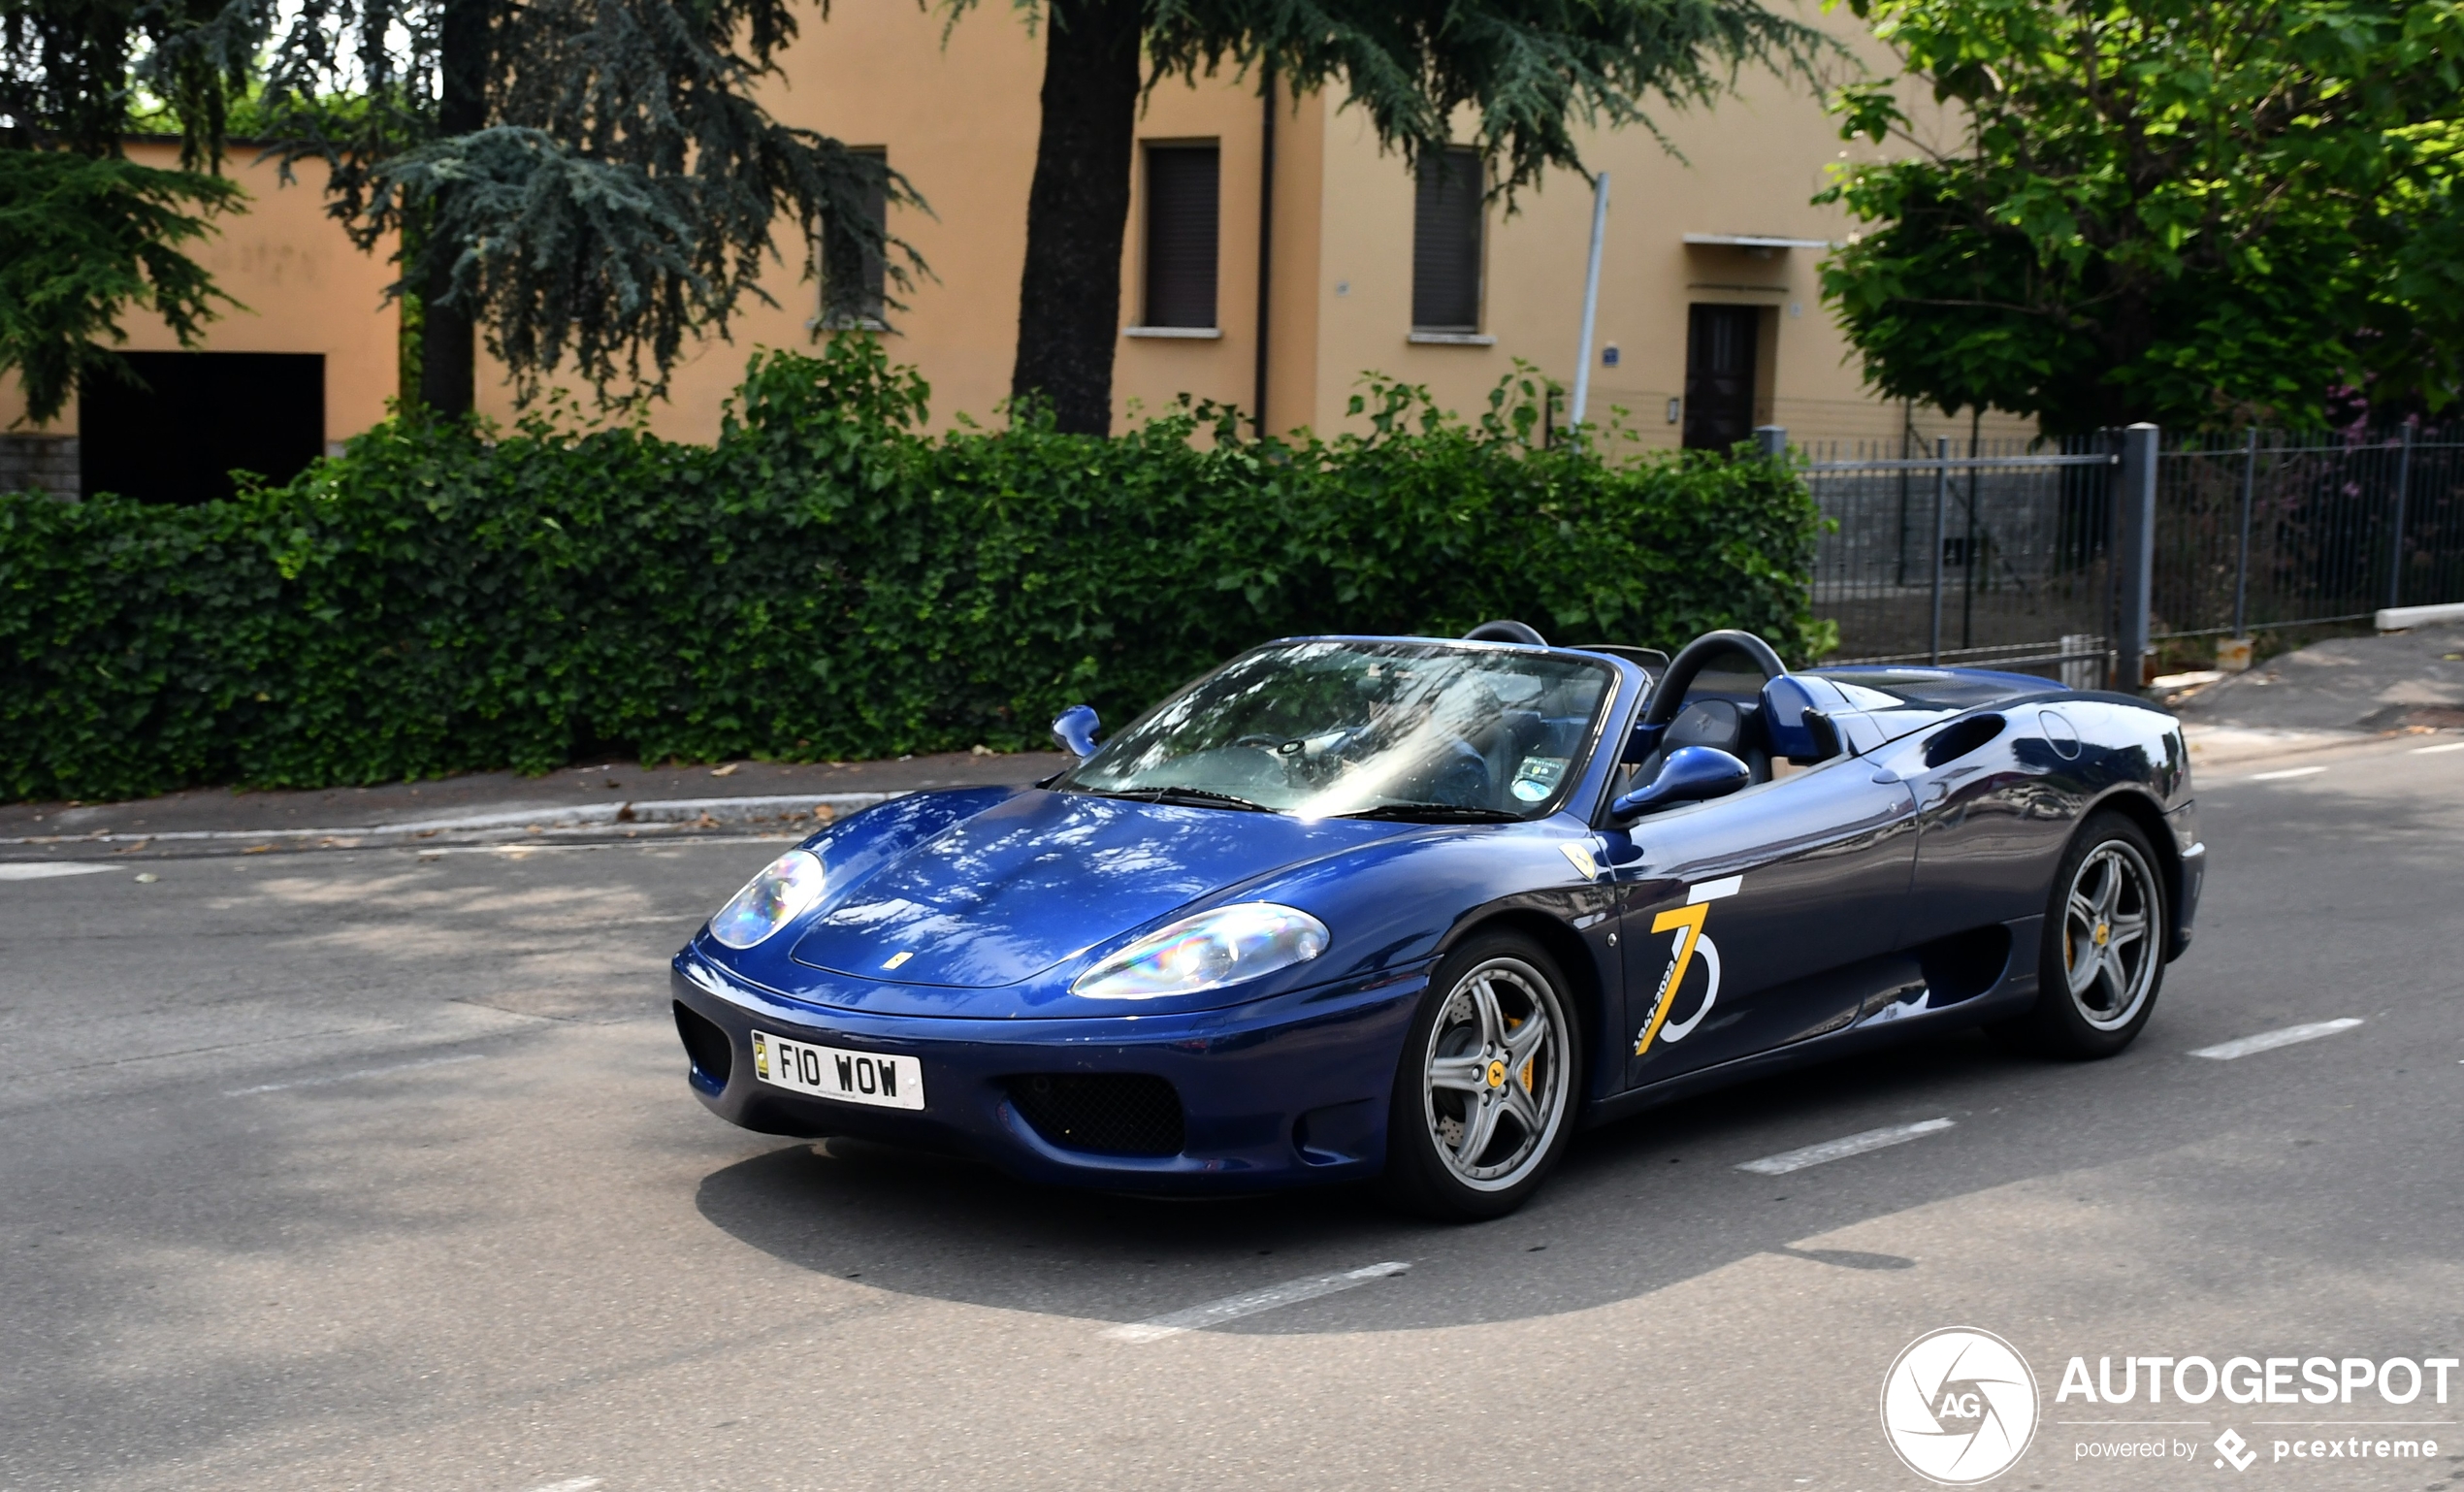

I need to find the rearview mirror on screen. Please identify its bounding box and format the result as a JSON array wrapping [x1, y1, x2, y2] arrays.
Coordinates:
[[1052, 703, 1102, 760], [1610, 746, 1750, 823]]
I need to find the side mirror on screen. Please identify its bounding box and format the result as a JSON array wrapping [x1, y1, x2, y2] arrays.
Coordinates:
[[1610, 746, 1750, 823], [1052, 703, 1101, 760]]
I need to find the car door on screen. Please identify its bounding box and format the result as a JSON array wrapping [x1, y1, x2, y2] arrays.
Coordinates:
[[1885, 707, 2083, 950], [1610, 756, 1920, 1090]]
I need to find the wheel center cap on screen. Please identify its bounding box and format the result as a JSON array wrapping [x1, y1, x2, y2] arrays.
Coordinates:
[[2093, 923, 2110, 947], [1486, 1059, 1508, 1088]]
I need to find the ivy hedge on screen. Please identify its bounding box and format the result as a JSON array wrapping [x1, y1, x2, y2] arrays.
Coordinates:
[[0, 339, 1830, 803]]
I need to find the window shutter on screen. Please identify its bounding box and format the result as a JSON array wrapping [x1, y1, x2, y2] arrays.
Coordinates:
[[822, 149, 889, 327], [1411, 147, 1483, 331], [1143, 146, 1219, 329]]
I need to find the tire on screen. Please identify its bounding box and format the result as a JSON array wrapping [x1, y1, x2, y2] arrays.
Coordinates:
[[1379, 931, 1582, 1220], [1993, 811, 2168, 1059]]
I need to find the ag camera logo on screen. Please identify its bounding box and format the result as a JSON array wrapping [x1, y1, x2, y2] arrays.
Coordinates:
[[1882, 1327, 2041, 1484]]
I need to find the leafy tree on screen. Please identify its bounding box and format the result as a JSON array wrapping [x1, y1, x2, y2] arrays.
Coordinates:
[[1, 0, 259, 425], [1818, 0, 2464, 434], [966, 0, 1831, 435], [261, 0, 919, 416]]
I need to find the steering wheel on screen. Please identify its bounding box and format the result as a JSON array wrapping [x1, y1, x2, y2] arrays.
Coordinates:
[[1637, 630, 1789, 784]]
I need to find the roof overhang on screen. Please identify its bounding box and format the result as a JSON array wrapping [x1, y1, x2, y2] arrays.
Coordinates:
[[1682, 233, 1834, 250]]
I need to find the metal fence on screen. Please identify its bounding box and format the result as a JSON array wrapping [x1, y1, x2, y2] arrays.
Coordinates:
[[2152, 429, 2464, 645], [1776, 422, 2464, 688], [1798, 434, 2119, 683]]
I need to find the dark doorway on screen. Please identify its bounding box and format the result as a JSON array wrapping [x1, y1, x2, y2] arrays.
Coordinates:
[[80, 352, 325, 504], [1682, 305, 1760, 452]]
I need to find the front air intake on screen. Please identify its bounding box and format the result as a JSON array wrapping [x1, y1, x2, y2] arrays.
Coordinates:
[[1005, 1073, 1185, 1156], [673, 1001, 733, 1086]]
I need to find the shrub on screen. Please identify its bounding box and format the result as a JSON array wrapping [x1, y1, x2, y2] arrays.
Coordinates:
[[0, 339, 1828, 801]]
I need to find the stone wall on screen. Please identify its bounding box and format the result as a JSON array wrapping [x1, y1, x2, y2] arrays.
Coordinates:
[[0, 436, 79, 499]]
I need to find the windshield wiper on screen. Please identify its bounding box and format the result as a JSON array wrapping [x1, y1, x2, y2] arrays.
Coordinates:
[[1336, 802, 1521, 823], [1086, 786, 1275, 813]]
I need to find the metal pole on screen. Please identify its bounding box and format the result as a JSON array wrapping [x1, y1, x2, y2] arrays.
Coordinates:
[[2388, 423, 2414, 610], [2232, 427, 2255, 640], [2116, 423, 2159, 691], [1569, 172, 1610, 440], [1929, 438, 1949, 665], [1961, 410, 1979, 650], [1250, 59, 1275, 439], [1895, 403, 1912, 588]]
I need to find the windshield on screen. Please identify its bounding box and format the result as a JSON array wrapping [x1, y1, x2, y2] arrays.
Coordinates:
[[1057, 640, 1617, 820]]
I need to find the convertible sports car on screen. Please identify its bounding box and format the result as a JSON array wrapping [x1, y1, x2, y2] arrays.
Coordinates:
[[670, 625, 2202, 1218]]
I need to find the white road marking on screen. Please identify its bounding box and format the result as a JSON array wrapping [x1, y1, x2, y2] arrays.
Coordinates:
[[2189, 1018, 2364, 1061], [226, 1053, 485, 1096], [2412, 740, 2464, 755], [522, 1480, 603, 1492], [1735, 1119, 1955, 1176], [0, 861, 117, 880], [2248, 765, 2327, 781], [1102, 1261, 1410, 1343]]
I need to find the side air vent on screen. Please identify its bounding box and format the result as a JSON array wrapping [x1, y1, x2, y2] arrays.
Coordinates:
[[1006, 1073, 1185, 1156], [1923, 713, 2007, 768]]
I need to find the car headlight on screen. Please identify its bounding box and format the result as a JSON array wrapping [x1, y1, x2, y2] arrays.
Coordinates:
[[707, 850, 827, 950], [1071, 902, 1329, 1000]]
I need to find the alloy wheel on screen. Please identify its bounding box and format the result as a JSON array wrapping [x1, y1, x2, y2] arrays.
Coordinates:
[[1420, 957, 1572, 1191], [2060, 839, 2161, 1030]]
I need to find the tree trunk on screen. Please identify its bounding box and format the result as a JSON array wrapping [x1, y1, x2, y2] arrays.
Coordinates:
[[1009, 0, 1144, 436], [419, 0, 489, 419]]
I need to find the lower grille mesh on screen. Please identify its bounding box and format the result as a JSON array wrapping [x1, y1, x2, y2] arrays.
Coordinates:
[[1006, 1073, 1184, 1156]]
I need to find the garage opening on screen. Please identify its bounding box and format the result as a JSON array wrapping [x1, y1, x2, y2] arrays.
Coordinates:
[[80, 352, 325, 504]]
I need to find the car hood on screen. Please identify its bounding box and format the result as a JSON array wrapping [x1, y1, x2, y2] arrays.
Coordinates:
[[785, 790, 1412, 1002]]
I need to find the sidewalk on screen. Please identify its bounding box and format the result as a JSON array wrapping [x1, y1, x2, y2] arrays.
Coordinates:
[[2168, 620, 2464, 770], [0, 750, 1067, 859], [9, 624, 2457, 860]]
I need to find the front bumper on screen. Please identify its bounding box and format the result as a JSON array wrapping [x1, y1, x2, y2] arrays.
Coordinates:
[[669, 950, 1427, 1193], [2166, 799, 2205, 960]]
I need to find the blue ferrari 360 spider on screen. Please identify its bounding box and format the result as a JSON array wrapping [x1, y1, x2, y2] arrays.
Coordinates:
[[670, 624, 2202, 1217]]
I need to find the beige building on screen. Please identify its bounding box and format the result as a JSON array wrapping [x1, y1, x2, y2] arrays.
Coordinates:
[[1, 2, 2005, 500]]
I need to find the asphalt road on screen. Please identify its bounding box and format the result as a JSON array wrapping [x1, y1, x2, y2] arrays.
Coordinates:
[[4, 737, 2461, 1492]]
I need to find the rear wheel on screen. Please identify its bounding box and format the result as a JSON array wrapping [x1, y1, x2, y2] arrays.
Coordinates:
[[1994, 812, 2167, 1058], [1379, 932, 1581, 1220]]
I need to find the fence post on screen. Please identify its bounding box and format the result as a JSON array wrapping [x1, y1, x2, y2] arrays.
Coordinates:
[[1754, 425, 1787, 461], [2116, 422, 2159, 690], [2388, 423, 2414, 610], [1929, 438, 1950, 665], [2232, 428, 2255, 643]]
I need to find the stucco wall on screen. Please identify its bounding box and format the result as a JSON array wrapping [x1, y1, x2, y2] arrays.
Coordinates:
[[5, 2, 2035, 453], [0, 139, 399, 445]]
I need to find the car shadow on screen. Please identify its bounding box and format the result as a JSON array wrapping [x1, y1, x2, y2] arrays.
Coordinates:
[[693, 1023, 2193, 1334]]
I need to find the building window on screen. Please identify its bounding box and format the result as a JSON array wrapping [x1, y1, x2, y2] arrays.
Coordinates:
[[1142, 144, 1219, 330], [1411, 146, 1483, 332], [820, 148, 889, 330], [80, 352, 324, 504]]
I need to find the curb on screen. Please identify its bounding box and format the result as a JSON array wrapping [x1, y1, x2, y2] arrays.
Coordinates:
[[0, 792, 903, 850]]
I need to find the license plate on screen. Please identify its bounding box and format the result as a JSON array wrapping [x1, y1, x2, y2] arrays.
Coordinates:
[[750, 1030, 924, 1111]]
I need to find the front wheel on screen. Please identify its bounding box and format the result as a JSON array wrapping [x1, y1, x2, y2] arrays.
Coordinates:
[[1379, 932, 1582, 1220], [1993, 811, 2168, 1059]]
